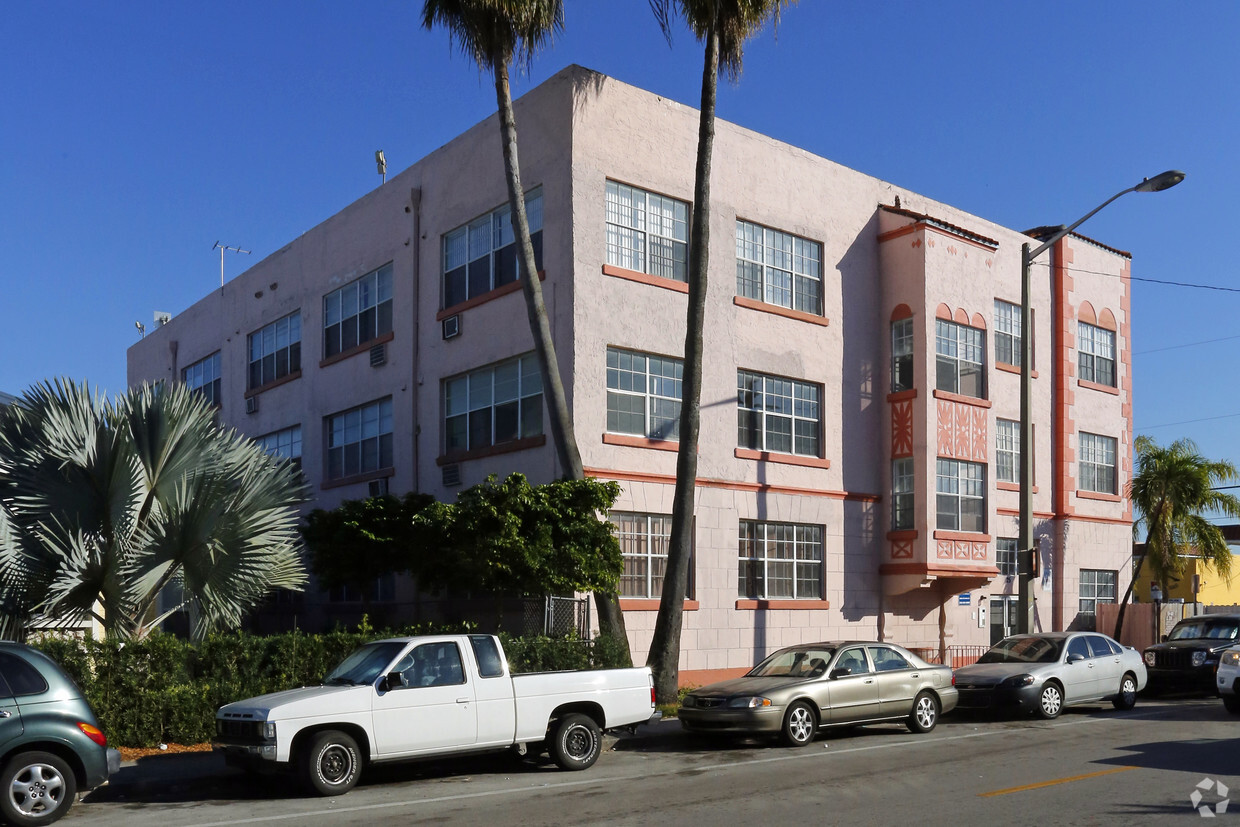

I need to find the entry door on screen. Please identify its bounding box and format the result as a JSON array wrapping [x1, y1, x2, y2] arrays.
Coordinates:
[[990, 597, 1020, 645], [371, 641, 477, 757]]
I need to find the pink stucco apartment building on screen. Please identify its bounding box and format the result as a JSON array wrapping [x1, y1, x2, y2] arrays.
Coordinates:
[[127, 66, 1134, 684]]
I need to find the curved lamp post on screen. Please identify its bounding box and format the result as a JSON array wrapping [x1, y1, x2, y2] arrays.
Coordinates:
[[1017, 170, 1185, 635]]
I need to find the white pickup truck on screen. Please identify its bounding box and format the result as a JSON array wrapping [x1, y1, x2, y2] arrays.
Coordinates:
[[213, 633, 659, 794]]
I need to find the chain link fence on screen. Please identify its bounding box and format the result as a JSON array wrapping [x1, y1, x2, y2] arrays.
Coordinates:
[[523, 595, 590, 637]]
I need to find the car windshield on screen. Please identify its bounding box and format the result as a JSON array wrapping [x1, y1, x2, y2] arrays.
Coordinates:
[[748, 647, 836, 678], [1168, 619, 1240, 641], [323, 641, 408, 686], [977, 636, 1064, 664]]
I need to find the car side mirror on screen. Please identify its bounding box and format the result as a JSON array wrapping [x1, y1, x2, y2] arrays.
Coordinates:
[[379, 671, 403, 691], [829, 667, 852, 680], [1066, 653, 1084, 664], [1161, 635, 1168, 643]]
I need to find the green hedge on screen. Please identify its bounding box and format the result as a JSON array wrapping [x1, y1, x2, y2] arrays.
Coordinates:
[[32, 626, 631, 748]]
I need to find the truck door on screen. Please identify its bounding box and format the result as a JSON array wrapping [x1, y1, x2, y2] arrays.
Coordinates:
[[371, 641, 477, 757]]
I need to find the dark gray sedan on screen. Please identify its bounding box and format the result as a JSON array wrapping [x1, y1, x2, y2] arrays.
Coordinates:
[[678, 641, 958, 747]]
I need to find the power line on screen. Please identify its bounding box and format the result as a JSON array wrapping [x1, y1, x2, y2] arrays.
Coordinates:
[[1135, 333, 1240, 355], [1029, 260, 1240, 294], [1137, 412, 1240, 430]]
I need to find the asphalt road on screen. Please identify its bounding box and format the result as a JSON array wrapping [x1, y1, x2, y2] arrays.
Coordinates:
[[64, 696, 1237, 826]]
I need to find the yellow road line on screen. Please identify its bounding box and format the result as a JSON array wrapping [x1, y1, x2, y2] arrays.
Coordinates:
[[978, 765, 1139, 797]]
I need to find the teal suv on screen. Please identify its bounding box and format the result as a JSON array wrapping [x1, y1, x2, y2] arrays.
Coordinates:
[[0, 643, 119, 825]]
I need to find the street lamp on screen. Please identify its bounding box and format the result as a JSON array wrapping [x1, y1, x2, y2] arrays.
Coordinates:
[[1016, 170, 1185, 635]]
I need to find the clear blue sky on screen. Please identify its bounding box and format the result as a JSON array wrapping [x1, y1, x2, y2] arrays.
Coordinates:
[[3, 2, 1237, 474]]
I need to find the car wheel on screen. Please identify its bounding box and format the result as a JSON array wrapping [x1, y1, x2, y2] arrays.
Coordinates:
[[1112, 673, 1138, 710], [1037, 682, 1063, 719], [549, 713, 602, 771], [301, 730, 362, 796], [780, 700, 817, 747], [0, 750, 78, 826], [907, 691, 939, 733], [1223, 693, 1240, 715]]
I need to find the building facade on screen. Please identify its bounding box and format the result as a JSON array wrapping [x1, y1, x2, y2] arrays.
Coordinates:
[[127, 66, 1135, 684]]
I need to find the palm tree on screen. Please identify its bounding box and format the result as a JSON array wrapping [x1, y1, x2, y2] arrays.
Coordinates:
[[646, 0, 791, 702], [422, 0, 628, 656], [0, 379, 306, 641], [1115, 435, 1240, 639]]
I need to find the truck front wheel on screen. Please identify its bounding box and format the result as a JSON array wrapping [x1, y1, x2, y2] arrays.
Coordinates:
[[549, 713, 602, 771], [301, 730, 362, 796]]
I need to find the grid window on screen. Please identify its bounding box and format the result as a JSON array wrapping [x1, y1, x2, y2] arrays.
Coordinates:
[[183, 352, 221, 407], [257, 425, 302, 468], [1078, 322, 1116, 387], [936, 458, 986, 532], [442, 190, 543, 308], [996, 537, 1018, 577], [444, 354, 543, 454], [249, 312, 301, 389], [935, 320, 985, 398], [892, 458, 914, 531], [735, 220, 823, 315], [605, 180, 689, 281], [609, 512, 685, 599], [329, 574, 396, 604], [996, 419, 1020, 484], [892, 317, 913, 392], [1079, 432, 1117, 494], [323, 264, 393, 359], [994, 300, 1022, 368], [326, 398, 393, 480], [737, 370, 821, 457], [606, 348, 683, 440], [1079, 569, 1117, 616], [737, 520, 823, 600]]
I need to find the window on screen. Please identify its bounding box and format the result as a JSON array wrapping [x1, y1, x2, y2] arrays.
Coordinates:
[[249, 313, 301, 389], [443, 190, 543, 308], [996, 537, 1018, 577], [738, 520, 823, 600], [605, 181, 688, 281], [891, 317, 913, 392], [1079, 432, 1117, 494], [994, 300, 1022, 367], [737, 370, 821, 457], [935, 320, 985, 398], [735, 220, 822, 315], [257, 425, 302, 468], [326, 398, 393, 480], [1079, 569, 1117, 616], [0, 653, 48, 696], [323, 264, 393, 359], [609, 512, 683, 599], [1078, 321, 1116, 387], [468, 635, 505, 678], [444, 354, 542, 454], [936, 458, 985, 532], [329, 574, 395, 604], [996, 419, 1020, 483], [606, 348, 683, 440], [183, 352, 221, 407], [892, 458, 914, 530]]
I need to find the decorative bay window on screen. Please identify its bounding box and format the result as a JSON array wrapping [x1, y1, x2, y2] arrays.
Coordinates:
[[936, 458, 985, 532], [935, 319, 985, 399], [1078, 321, 1116, 387], [1078, 432, 1117, 494], [891, 317, 913, 392]]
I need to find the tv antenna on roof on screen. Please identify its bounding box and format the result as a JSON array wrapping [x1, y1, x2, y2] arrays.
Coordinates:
[[212, 241, 251, 288]]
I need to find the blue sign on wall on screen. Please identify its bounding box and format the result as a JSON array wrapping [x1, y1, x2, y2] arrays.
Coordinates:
[[958, 593, 971, 606]]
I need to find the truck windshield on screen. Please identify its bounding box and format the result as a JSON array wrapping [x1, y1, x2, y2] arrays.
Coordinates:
[[1168, 619, 1240, 641], [323, 642, 408, 686]]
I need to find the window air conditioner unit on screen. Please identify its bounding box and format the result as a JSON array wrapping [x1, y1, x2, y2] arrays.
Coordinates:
[[368, 478, 389, 497], [442, 464, 461, 487], [369, 342, 387, 367], [245, 396, 258, 415], [442, 315, 460, 340]]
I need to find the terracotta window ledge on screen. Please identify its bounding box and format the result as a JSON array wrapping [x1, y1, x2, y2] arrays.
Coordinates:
[[732, 296, 829, 327], [601, 264, 689, 293], [996, 362, 1038, 379], [436, 435, 546, 466], [244, 370, 302, 399], [996, 481, 1039, 493], [619, 599, 699, 612], [602, 433, 679, 452], [1076, 490, 1122, 502], [887, 389, 917, 402], [1078, 378, 1120, 396], [736, 599, 830, 610], [932, 389, 992, 409], [734, 448, 831, 469], [932, 529, 993, 542], [436, 272, 546, 322], [320, 331, 395, 369], [321, 467, 394, 491], [886, 530, 918, 541]]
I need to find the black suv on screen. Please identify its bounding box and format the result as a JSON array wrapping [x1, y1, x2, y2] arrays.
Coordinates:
[[0, 643, 119, 825], [1142, 613, 1240, 694]]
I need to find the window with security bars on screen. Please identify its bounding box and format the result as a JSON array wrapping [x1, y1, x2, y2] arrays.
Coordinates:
[[1078, 432, 1117, 494], [892, 458, 914, 530], [735, 219, 822, 315], [257, 425, 302, 469], [183, 352, 221, 407], [737, 370, 821, 457], [891, 317, 913, 392], [605, 180, 688, 281], [326, 398, 393, 480], [444, 354, 542, 454], [1079, 569, 1117, 616], [608, 512, 685, 599], [442, 190, 543, 308], [996, 419, 1020, 483], [738, 520, 823, 600], [994, 300, 1022, 367], [936, 458, 985, 532], [1077, 322, 1116, 387], [935, 319, 985, 398], [606, 348, 683, 440], [323, 264, 393, 359], [996, 537, 1018, 577], [249, 312, 301, 389]]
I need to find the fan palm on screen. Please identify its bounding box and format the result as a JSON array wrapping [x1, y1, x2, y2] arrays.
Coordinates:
[[0, 379, 306, 641]]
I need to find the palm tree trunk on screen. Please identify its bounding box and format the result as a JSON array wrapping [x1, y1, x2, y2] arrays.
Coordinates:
[[646, 21, 719, 705], [1113, 544, 1149, 640], [490, 62, 630, 660]]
